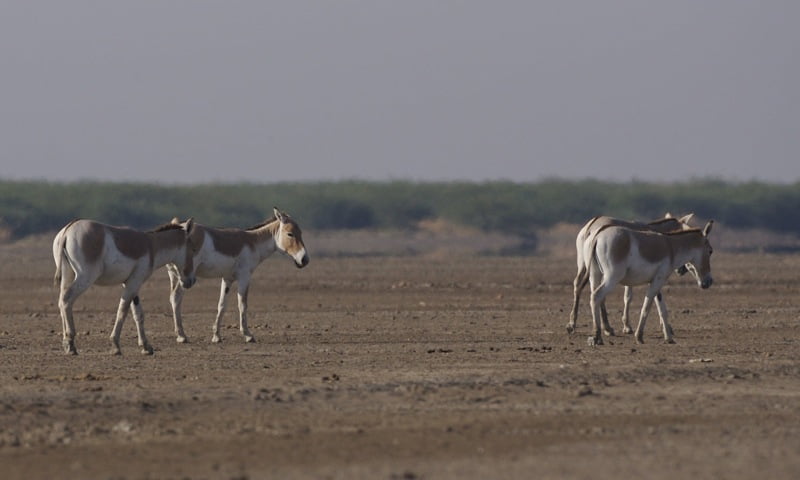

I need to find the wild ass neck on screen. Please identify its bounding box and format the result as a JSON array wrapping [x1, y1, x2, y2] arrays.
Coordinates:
[[148, 228, 187, 268], [237, 219, 280, 259], [664, 230, 704, 269]]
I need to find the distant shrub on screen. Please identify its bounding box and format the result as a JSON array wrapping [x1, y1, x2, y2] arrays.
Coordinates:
[[0, 179, 799, 239], [304, 198, 376, 230]]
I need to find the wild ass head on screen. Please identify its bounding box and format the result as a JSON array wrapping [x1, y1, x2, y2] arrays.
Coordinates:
[[172, 218, 198, 289], [661, 213, 695, 275], [663, 212, 694, 226], [273, 207, 309, 268], [683, 220, 714, 289]]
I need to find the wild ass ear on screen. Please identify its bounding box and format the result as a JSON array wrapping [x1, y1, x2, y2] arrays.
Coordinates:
[[273, 207, 288, 224], [170, 217, 181, 225], [664, 212, 674, 219], [679, 213, 694, 225], [702, 220, 714, 236], [183, 217, 195, 233]]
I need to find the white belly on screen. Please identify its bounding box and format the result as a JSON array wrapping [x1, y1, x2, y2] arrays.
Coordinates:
[[618, 258, 664, 286], [96, 260, 137, 285], [195, 254, 238, 278]]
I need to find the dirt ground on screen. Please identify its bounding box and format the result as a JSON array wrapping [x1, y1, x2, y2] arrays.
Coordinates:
[[1, 233, 799, 479]]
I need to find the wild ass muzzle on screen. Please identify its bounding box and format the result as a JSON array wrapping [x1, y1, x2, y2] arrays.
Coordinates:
[[166, 207, 309, 344], [568, 213, 695, 336], [587, 220, 714, 346], [53, 219, 197, 355]]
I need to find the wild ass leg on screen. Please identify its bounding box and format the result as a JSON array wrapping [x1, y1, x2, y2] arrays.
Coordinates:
[[589, 291, 605, 345], [168, 267, 188, 343], [621, 286, 634, 334], [588, 265, 613, 346], [58, 270, 71, 353], [600, 301, 615, 337], [567, 266, 588, 333], [655, 292, 673, 338], [634, 279, 669, 344], [109, 296, 133, 355], [130, 295, 154, 355], [58, 273, 91, 355], [634, 296, 653, 344], [237, 279, 254, 343], [654, 293, 674, 343], [212, 279, 233, 343]]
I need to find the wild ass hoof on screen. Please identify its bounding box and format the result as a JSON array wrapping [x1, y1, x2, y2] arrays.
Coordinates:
[[211, 334, 222, 344], [622, 326, 634, 335], [111, 347, 122, 356], [141, 346, 154, 355], [664, 338, 676, 344], [176, 335, 189, 344], [566, 324, 576, 334], [603, 327, 616, 337], [244, 335, 255, 343], [63, 341, 78, 355], [587, 336, 603, 346], [635, 335, 645, 345]]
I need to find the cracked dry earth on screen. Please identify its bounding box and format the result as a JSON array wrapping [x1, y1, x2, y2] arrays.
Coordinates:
[[1, 236, 799, 479]]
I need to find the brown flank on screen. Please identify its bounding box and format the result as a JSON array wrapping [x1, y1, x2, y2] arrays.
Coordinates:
[[79, 221, 106, 263], [111, 227, 151, 260]]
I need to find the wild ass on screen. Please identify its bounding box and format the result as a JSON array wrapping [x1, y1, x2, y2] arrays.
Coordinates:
[[587, 221, 714, 345], [166, 207, 308, 344], [53, 219, 197, 355], [567, 213, 694, 336]]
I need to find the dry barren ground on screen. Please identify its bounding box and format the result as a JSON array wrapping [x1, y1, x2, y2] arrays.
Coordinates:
[[1, 234, 799, 479]]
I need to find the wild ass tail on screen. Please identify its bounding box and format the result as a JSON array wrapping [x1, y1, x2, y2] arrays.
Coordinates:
[[587, 224, 611, 282], [588, 233, 599, 283], [52, 221, 78, 288], [53, 231, 67, 288]]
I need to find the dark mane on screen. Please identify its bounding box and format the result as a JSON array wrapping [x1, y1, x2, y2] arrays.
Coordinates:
[[246, 216, 278, 231], [665, 227, 702, 235], [646, 218, 679, 226], [151, 216, 280, 232], [148, 222, 184, 233]]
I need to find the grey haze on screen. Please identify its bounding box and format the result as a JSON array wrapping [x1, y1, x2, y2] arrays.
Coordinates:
[[1, 1, 798, 184]]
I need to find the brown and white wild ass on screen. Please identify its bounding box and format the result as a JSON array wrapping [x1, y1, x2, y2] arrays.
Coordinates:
[[587, 221, 714, 345], [53, 219, 197, 355], [166, 207, 308, 344], [568, 213, 695, 336]]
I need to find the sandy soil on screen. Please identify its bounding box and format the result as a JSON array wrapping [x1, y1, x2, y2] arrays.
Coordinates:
[[1, 234, 799, 479]]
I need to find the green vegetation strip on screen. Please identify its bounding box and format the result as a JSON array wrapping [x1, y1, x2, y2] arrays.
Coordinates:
[[1, 179, 798, 238]]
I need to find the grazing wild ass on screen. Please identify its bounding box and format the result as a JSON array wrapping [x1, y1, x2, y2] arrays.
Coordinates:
[[53, 219, 197, 355], [166, 207, 308, 344], [568, 213, 695, 336], [587, 220, 714, 345]]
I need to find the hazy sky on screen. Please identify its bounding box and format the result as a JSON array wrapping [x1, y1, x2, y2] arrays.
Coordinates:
[[1, 1, 798, 184]]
